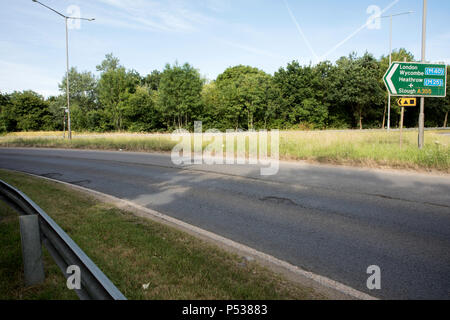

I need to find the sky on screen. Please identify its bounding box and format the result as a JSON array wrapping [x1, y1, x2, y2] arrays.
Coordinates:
[[1, 0, 449, 97]]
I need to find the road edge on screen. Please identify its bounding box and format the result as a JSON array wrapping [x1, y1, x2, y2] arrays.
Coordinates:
[[1, 146, 449, 176], [14, 169, 378, 301]]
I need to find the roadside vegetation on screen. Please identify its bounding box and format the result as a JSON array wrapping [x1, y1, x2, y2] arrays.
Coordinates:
[[280, 130, 450, 172], [1, 47, 448, 172], [1, 130, 449, 172], [1, 49, 449, 135], [0, 169, 323, 300]]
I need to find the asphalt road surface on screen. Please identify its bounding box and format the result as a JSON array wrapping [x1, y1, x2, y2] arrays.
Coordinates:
[[0, 148, 449, 300]]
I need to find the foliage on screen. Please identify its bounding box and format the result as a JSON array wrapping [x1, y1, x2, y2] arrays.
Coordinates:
[[1, 50, 448, 133], [273, 61, 331, 129], [0, 91, 55, 132], [157, 62, 203, 130], [122, 86, 162, 132], [213, 65, 273, 130], [96, 54, 140, 131], [330, 53, 385, 129]]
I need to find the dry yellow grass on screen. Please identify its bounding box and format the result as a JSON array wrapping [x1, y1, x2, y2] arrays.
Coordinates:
[[1, 130, 449, 172]]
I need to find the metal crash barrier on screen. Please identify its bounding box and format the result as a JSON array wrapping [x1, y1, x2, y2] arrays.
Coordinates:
[[0, 179, 126, 300]]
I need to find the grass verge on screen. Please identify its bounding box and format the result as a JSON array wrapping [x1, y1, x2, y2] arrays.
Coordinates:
[[0, 169, 323, 300], [280, 130, 450, 172], [0, 202, 78, 300], [1, 130, 448, 172]]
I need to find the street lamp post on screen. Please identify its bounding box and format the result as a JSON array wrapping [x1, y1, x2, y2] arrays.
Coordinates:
[[32, 0, 94, 140], [380, 11, 413, 132]]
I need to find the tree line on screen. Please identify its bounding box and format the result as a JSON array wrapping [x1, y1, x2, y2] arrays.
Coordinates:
[[1, 49, 449, 133]]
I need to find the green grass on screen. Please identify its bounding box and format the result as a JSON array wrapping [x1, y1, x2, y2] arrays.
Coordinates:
[[0, 202, 78, 300], [0, 135, 175, 153], [279, 130, 450, 172], [1, 130, 449, 172], [0, 169, 322, 300]]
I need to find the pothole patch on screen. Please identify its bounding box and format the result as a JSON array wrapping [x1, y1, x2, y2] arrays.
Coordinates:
[[41, 173, 63, 179], [260, 196, 297, 206], [69, 180, 91, 186]]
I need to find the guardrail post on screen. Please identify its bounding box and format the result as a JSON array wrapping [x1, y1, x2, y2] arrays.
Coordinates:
[[19, 215, 45, 286], [2, 179, 126, 299]]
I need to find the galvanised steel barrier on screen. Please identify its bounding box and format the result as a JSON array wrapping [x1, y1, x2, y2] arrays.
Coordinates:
[[0, 179, 126, 300]]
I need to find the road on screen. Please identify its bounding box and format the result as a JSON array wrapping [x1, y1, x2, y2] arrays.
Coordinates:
[[0, 148, 449, 299]]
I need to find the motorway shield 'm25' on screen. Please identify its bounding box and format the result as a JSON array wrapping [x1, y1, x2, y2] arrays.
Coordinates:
[[384, 62, 447, 98]]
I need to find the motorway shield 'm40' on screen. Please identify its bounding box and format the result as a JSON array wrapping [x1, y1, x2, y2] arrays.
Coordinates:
[[384, 62, 447, 97]]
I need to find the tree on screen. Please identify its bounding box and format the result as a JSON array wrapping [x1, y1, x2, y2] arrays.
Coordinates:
[[143, 70, 162, 91], [425, 66, 450, 128], [158, 62, 203, 130], [4, 50, 447, 133], [46, 95, 65, 131], [96, 54, 140, 131], [201, 82, 220, 129], [379, 48, 415, 74], [330, 53, 385, 129], [122, 86, 162, 132], [215, 65, 272, 130], [240, 72, 273, 129], [273, 61, 330, 129], [58, 67, 98, 131], [59, 67, 97, 105], [7, 91, 54, 131], [444, 68, 450, 128], [96, 53, 120, 73], [0, 92, 15, 132]]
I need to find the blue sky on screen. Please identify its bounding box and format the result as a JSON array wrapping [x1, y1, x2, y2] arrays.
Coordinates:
[[1, 0, 449, 97]]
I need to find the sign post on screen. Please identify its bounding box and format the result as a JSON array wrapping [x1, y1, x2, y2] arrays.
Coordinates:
[[397, 98, 416, 149], [419, 0, 427, 149], [399, 106, 405, 149]]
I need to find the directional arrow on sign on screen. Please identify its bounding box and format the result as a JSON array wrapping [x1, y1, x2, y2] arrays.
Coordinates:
[[385, 63, 400, 95]]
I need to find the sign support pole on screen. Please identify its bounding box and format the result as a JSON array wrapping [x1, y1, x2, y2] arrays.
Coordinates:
[[400, 57, 406, 149], [400, 107, 405, 149], [418, 0, 427, 149]]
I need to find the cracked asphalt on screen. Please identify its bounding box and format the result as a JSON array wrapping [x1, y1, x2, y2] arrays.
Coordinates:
[[0, 147, 449, 299]]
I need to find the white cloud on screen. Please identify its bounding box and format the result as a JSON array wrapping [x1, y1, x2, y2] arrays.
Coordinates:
[[204, 0, 230, 12], [95, 0, 217, 33]]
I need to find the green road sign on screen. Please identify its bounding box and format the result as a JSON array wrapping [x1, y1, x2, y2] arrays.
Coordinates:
[[383, 62, 447, 98]]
